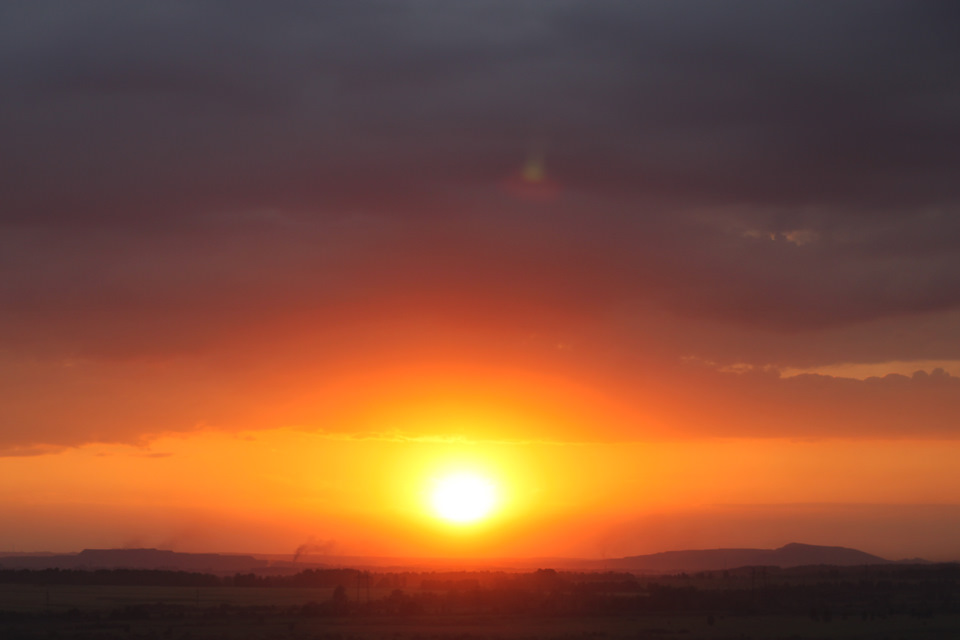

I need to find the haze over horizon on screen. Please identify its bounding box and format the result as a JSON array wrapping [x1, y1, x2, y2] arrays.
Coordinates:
[[2, 2, 959, 562]]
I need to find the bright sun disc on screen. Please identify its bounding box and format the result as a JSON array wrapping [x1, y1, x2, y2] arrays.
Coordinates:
[[431, 472, 497, 524]]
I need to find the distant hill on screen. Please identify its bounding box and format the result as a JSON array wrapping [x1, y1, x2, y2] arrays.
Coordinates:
[[602, 543, 891, 573], [0, 543, 908, 574], [0, 548, 267, 574]]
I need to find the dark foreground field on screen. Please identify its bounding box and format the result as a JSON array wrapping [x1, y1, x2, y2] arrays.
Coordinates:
[[2, 604, 958, 640], [2, 564, 959, 639]]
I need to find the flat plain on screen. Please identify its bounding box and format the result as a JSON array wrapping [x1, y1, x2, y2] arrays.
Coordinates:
[[2, 582, 960, 639]]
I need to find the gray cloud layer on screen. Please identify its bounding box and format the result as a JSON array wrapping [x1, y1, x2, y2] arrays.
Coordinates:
[[2, 2, 959, 446]]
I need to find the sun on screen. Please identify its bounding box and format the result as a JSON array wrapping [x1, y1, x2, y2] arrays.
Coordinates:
[[430, 472, 498, 524]]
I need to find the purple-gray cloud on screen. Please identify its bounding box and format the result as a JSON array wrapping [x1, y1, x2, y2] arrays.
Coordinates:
[[1, 1, 959, 447]]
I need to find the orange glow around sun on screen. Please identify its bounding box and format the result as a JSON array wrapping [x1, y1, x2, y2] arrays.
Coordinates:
[[5, 426, 960, 558]]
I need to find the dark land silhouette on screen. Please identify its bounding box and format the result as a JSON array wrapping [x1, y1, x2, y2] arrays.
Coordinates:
[[3, 544, 957, 638], [0, 542, 914, 575], [602, 542, 895, 573], [1, 561, 959, 639], [0, 548, 267, 574]]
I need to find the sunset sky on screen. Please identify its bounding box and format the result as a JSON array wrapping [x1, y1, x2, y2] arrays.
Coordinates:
[[2, 2, 960, 562]]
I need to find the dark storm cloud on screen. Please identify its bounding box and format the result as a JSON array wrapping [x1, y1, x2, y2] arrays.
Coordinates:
[[2, 2, 960, 445]]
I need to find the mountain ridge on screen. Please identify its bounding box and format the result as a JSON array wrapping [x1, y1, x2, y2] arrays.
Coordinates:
[[601, 542, 892, 572], [0, 543, 919, 573]]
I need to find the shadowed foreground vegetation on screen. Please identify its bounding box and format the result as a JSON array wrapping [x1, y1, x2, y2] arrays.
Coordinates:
[[1, 563, 958, 639]]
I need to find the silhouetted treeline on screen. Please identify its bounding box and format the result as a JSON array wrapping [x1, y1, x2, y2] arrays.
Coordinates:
[[0, 568, 222, 587], [0, 567, 369, 588], [0, 566, 635, 590]]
